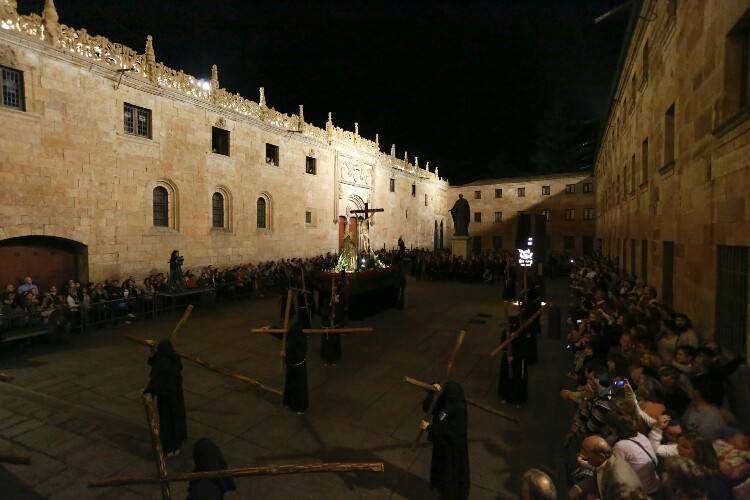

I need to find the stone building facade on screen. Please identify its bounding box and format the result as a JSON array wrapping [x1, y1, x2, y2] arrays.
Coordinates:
[[594, 0, 750, 356], [448, 172, 596, 257], [0, 1, 448, 284]]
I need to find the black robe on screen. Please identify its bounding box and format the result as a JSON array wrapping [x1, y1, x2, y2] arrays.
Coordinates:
[[498, 325, 528, 405], [186, 438, 236, 500], [422, 381, 470, 500], [283, 315, 309, 412], [520, 299, 541, 365], [144, 340, 187, 454], [320, 294, 343, 364]]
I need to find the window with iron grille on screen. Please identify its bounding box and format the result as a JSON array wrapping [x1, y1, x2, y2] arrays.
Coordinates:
[[411, 184, 416, 197], [583, 182, 593, 193], [542, 185, 550, 195], [1, 66, 24, 111], [494, 211, 502, 223], [474, 212, 481, 223], [495, 188, 502, 198], [305, 211, 312, 224], [565, 184, 576, 194], [305, 156, 316, 175], [540, 209, 551, 221], [564, 208, 575, 221], [257, 197, 267, 228], [583, 208, 594, 220], [153, 186, 169, 227], [517, 187, 525, 197], [265, 144, 279, 166], [389, 178, 395, 192], [664, 103, 676, 167], [212, 127, 230, 156], [212, 192, 224, 228], [124, 103, 151, 138], [424, 194, 428, 206], [474, 190, 481, 199]]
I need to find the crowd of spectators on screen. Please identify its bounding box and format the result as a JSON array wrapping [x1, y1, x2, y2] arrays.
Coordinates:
[[562, 255, 750, 499], [404, 249, 511, 284]]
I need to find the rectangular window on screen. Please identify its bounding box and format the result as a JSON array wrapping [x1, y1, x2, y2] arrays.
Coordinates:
[[474, 190, 481, 199], [641, 138, 649, 185], [542, 185, 551, 195], [540, 209, 551, 221], [564, 208, 575, 221], [305, 210, 312, 224], [411, 184, 416, 197], [722, 11, 750, 120], [642, 41, 649, 83], [494, 211, 502, 223], [495, 188, 503, 198], [565, 183, 576, 194], [564, 236, 575, 250], [1, 66, 24, 111], [211, 127, 230, 156], [425, 194, 428, 207], [630, 154, 636, 193], [474, 212, 482, 223], [517, 187, 525, 197], [389, 178, 395, 192], [305, 156, 316, 175], [583, 208, 594, 220], [492, 236, 503, 251], [664, 103, 676, 167], [265, 143, 279, 166], [715, 245, 749, 355], [123, 103, 151, 138], [583, 182, 593, 193]]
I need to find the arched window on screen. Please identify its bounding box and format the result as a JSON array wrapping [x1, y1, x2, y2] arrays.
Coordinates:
[[256, 197, 267, 229], [212, 192, 224, 228], [153, 186, 168, 227]]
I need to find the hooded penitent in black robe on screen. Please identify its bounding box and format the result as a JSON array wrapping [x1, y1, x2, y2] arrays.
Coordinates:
[[320, 292, 343, 365], [144, 339, 187, 454], [498, 317, 528, 405], [186, 438, 237, 500], [520, 297, 541, 365], [283, 311, 309, 413], [422, 381, 470, 500]]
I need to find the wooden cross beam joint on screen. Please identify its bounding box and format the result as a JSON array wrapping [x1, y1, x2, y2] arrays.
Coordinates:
[[349, 202, 384, 219], [489, 303, 549, 358]]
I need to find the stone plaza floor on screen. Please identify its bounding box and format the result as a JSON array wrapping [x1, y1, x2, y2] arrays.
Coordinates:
[[0, 277, 572, 499]]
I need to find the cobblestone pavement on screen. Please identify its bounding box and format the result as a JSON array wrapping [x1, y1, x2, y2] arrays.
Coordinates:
[[0, 277, 571, 499]]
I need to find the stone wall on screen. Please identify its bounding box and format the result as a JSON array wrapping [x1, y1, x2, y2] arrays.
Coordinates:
[[594, 0, 750, 356], [0, 2, 447, 281], [447, 172, 596, 256]]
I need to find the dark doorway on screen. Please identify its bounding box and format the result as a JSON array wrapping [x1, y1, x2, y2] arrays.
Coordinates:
[[439, 221, 444, 249], [0, 236, 88, 292], [338, 216, 347, 252], [662, 241, 675, 308], [715, 246, 748, 356], [434, 221, 438, 251], [583, 236, 594, 256], [349, 217, 358, 248]]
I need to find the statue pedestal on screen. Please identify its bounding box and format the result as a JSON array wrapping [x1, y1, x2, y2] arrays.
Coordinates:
[[451, 236, 471, 260]]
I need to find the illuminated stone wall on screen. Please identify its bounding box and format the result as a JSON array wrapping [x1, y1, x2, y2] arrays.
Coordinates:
[[0, 1, 447, 280], [447, 172, 596, 256], [595, 0, 750, 355]]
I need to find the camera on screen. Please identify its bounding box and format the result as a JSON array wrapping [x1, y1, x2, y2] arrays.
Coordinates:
[[565, 343, 574, 351], [576, 319, 582, 325], [614, 379, 625, 389]]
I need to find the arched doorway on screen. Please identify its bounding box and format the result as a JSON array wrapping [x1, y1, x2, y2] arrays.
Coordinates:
[[0, 236, 88, 292]]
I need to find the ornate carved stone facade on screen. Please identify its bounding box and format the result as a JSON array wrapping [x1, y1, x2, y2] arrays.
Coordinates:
[[0, 1, 448, 280], [595, 0, 750, 357]]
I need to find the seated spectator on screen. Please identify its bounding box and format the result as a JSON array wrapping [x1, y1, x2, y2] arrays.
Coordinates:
[[714, 430, 750, 483], [661, 455, 709, 500], [683, 374, 727, 440], [520, 468, 556, 500], [674, 314, 699, 348], [676, 432, 731, 499], [17, 276, 38, 296]]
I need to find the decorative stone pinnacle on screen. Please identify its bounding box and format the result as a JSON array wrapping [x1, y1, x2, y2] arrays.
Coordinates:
[[1, 0, 18, 15], [42, 0, 60, 46], [375, 133, 379, 147], [144, 35, 156, 81], [327, 112, 333, 124], [211, 64, 219, 90], [259, 87, 266, 107], [354, 122, 359, 136], [415, 156, 419, 167], [390, 144, 395, 157], [298, 105, 304, 123], [435, 166, 439, 177], [404, 151, 408, 163], [426, 161, 430, 172]]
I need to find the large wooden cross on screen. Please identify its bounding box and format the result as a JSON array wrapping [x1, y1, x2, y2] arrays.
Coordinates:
[[349, 202, 384, 220]]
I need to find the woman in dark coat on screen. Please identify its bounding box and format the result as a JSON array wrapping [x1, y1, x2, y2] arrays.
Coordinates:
[[283, 302, 310, 414], [186, 438, 236, 500], [420, 381, 470, 500], [144, 339, 187, 456], [498, 316, 529, 405]]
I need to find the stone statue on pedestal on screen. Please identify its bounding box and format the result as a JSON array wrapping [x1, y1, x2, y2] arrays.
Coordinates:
[[450, 194, 470, 236]]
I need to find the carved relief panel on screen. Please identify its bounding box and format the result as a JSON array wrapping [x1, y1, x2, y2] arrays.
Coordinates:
[[339, 155, 373, 188]]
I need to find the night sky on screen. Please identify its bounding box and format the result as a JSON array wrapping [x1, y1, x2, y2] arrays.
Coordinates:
[[19, 0, 628, 185]]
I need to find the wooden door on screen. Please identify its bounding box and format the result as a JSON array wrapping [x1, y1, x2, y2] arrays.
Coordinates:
[[0, 242, 78, 292]]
